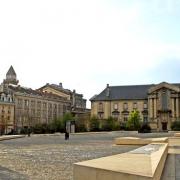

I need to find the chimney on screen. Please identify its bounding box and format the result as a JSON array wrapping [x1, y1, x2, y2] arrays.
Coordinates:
[[106, 84, 110, 97], [59, 83, 63, 88]]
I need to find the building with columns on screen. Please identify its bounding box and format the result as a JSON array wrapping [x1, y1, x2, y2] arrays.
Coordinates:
[[90, 82, 180, 131]]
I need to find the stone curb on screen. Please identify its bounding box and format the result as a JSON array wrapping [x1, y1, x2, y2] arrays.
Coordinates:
[[0, 135, 25, 141]]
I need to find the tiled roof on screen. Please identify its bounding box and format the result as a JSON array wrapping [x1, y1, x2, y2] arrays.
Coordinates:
[[90, 83, 180, 101], [90, 84, 154, 101]]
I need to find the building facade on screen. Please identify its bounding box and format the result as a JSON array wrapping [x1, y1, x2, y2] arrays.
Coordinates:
[[90, 82, 180, 131], [38, 83, 87, 116], [0, 92, 14, 134], [0, 66, 87, 133]]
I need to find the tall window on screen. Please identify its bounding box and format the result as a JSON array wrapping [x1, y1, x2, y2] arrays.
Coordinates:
[[113, 103, 118, 110], [162, 90, 168, 110], [24, 100, 29, 108], [133, 102, 137, 109], [123, 103, 128, 110], [144, 102, 148, 109], [124, 115, 128, 122], [98, 103, 103, 112], [143, 116, 148, 123]]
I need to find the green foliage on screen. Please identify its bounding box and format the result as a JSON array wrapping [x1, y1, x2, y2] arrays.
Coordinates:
[[33, 123, 49, 134], [50, 117, 63, 133], [126, 110, 141, 130], [101, 117, 118, 131], [171, 120, 180, 131], [75, 123, 87, 132], [89, 116, 100, 131], [62, 112, 74, 128]]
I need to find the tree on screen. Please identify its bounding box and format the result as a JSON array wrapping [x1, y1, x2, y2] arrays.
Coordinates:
[[171, 119, 180, 131], [101, 116, 115, 131], [62, 112, 74, 128], [89, 116, 100, 132], [126, 110, 141, 130]]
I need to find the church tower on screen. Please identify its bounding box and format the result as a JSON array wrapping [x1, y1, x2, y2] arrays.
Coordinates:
[[3, 65, 19, 85]]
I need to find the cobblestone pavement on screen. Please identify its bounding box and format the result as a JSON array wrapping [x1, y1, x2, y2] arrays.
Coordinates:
[[0, 132, 172, 180]]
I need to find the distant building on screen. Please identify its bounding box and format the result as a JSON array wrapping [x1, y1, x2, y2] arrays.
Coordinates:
[[0, 66, 87, 134], [90, 83, 180, 131], [38, 84, 87, 116]]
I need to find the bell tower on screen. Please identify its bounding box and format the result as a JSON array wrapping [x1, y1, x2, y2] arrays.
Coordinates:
[[3, 65, 19, 85]]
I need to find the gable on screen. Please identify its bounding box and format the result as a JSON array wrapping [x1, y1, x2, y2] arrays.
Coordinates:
[[42, 87, 71, 100], [148, 82, 180, 94]]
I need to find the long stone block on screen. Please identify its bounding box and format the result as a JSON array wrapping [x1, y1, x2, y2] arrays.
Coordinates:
[[74, 143, 168, 180], [174, 133, 180, 137], [0, 135, 25, 141], [114, 137, 168, 145]]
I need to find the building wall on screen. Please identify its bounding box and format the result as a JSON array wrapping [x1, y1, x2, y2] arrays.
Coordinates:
[[14, 93, 70, 131], [0, 93, 15, 134], [91, 100, 147, 121], [91, 83, 180, 131]]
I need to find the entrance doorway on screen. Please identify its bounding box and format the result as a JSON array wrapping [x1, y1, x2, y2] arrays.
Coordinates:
[[162, 122, 167, 131]]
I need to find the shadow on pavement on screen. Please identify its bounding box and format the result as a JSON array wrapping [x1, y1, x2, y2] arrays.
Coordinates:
[[0, 166, 28, 180]]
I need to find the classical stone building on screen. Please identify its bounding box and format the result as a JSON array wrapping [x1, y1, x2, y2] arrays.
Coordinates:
[[0, 66, 73, 133], [38, 83, 87, 116], [90, 82, 180, 131]]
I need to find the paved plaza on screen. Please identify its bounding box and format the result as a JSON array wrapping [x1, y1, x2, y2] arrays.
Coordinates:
[[0, 132, 173, 180]]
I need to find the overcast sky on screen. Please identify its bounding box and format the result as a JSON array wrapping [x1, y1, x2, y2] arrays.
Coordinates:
[[0, 0, 180, 108]]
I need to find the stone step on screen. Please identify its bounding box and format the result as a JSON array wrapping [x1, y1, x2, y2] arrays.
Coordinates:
[[74, 143, 168, 180], [114, 137, 168, 145]]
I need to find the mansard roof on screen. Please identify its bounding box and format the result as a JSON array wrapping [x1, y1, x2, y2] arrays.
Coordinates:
[[90, 82, 180, 101], [6, 65, 16, 76]]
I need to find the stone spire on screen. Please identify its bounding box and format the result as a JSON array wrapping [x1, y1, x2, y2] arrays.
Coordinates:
[[3, 65, 19, 85]]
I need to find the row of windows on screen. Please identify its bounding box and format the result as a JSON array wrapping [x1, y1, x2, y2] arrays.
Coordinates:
[[98, 102, 148, 111], [17, 99, 66, 111], [98, 113, 148, 122], [0, 115, 11, 121]]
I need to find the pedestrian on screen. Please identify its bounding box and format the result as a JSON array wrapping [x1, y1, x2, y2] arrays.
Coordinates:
[[27, 127, 31, 137], [65, 131, 69, 140]]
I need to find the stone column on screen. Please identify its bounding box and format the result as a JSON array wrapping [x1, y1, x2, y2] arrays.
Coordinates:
[[154, 99, 157, 119], [149, 98, 153, 119], [171, 98, 174, 118], [176, 98, 179, 118]]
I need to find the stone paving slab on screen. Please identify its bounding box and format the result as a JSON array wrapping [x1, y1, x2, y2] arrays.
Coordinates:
[[0, 135, 25, 141]]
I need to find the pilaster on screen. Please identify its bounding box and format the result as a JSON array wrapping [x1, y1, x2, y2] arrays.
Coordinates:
[[176, 98, 179, 118]]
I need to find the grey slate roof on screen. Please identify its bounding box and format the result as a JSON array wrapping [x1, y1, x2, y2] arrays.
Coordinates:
[[90, 83, 180, 101], [90, 84, 154, 101], [6, 65, 16, 76]]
